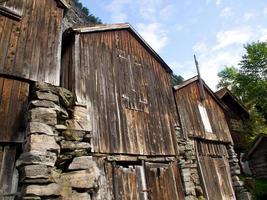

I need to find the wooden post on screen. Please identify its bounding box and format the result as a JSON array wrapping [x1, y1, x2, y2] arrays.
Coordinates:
[[194, 55, 206, 101]]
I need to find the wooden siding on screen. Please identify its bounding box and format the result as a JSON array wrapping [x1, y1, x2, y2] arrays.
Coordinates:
[[145, 163, 185, 200], [248, 138, 267, 178], [62, 30, 179, 155], [0, 76, 29, 143], [106, 161, 185, 200], [0, 0, 64, 85], [195, 140, 235, 200], [0, 144, 19, 198], [174, 81, 232, 143], [198, 156, 235, 200]]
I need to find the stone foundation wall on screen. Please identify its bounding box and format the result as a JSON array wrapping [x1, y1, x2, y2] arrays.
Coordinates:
[[227, 145, 252, 200], [16, 82, 100, 200], [176, 127, 205, 200]]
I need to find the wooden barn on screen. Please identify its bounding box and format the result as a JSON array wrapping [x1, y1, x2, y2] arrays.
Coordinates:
[[216, 88, 249, 154], [61, 23, 185, 199], [246, 136, 267, 179], [174, 76, 236, 200], [0, 0, 68, 197]]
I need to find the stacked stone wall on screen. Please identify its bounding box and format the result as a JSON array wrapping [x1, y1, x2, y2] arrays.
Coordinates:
[[16, 82, 100, 200], [176, 127, 205, 200], [227, 145, 252, 200]]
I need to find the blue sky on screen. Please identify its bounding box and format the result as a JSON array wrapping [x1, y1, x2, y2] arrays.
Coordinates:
[[81, 0, 267, 90]]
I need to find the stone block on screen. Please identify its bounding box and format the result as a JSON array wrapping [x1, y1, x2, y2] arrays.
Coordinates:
[[30, 100, 57, 108], [23, 183, 61, 196], [68, 156, 95, 170], [29, 108, 57, 126], [27, 122, 54, 136], [233, 180, 244, 187], [62, 129, 86, 141], [58, 87, 75, 108], [237, 192, 252, 200], [53, 104, 69, 119], [62, 191, 91, 200], [22, 197, 41, 200], [55, 125, 67, 131], [65, 119, 91, 132], [60, 169, 99, 189], [60, 140, 91, 151], [232, 175, 240, 182], [24, 134, 60, 153], [16, 151, 57, 167], [35, 91, 59, 103], [21, 165, 50, 180]]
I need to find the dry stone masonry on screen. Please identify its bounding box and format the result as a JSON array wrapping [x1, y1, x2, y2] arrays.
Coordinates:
[[227, 145, 252, 200], [176, 127, 205, 200], [16, 82, 100, 200]]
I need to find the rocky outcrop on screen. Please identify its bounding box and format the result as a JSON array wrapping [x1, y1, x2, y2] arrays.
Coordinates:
[[16, 82, 98, 200]]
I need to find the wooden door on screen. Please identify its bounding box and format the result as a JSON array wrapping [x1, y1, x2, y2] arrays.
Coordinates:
[[145, 163, 185, 200], [113, 164, 148, 200], [199, 156, 236, 200], [111, 162, 185, 200]]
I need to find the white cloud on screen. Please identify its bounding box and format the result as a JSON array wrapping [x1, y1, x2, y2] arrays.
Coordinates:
[[105, 0, 131, 22], [264, 7, 267, 16], [220, 7, 233, 17], [176, 24, 185, 32], [206, 0, 222, 6], [213, 27, 252, 50], [137, 23, 168, 51], [193, 42, 208, 54], [259, 28, 267, 42], [243, 12, 254, 21]]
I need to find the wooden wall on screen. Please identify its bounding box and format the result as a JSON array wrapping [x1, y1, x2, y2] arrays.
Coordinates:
[[249, 138, 267, 179], [174, 81, 232, 143], [0, 76, 29, 143], [104, 161, 185, 200], [0, 0, 64, 85], [0, 144, 19, 198], [62, 30, 179, 155]]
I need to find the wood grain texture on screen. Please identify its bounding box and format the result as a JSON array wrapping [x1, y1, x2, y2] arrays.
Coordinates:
[[62, 30, 179, 155], [0, 0, 64, 85], [174, 81, 233, 143], [0, 76, 29, 142]]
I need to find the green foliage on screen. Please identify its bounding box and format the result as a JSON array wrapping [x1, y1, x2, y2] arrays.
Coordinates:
[[171, 74, 184, 86], [72, 0, 102, 24], [217, 41, 267, 145]]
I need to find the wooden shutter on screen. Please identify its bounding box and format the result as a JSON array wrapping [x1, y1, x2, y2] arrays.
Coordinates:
[[0, 0, 25, 20]]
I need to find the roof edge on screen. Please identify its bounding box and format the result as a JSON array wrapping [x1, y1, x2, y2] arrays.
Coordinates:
[[56, 0, 70, 9], [247, 135, 267, 158], [70, 23, 173, 74], [216, 87, 249, 116]]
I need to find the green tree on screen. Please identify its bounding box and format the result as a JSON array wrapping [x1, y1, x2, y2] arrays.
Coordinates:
[[171, 74, 184, 86], [72, 0, 102, 24], [217, 41, 267, 143]]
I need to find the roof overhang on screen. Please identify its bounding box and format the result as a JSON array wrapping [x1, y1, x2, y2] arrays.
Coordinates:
[[70, 23, 173, 74], [56, 0, 70, 9], [173, 76, 229, 111], [246, 136, 267, 159], [215, 87, 249, 118]]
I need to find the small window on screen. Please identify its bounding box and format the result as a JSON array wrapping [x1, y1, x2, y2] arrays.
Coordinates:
[[198, 102, 213, 133], [0, 0, 24, 20]]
